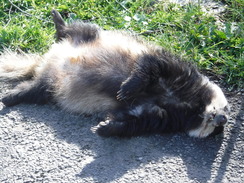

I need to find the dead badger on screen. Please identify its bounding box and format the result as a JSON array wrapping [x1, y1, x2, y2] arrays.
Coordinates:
[[0, 10, 230, 138]]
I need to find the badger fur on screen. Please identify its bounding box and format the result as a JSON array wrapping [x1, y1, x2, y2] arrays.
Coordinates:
[[0, 10, 230, 138]]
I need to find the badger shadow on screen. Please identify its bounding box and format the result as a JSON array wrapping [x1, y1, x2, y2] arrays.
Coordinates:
[[0, 100, 238, 183], [78, 133, 224, 182]]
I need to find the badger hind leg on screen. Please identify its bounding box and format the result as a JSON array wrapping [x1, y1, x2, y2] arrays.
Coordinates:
[[51, 9, 100, 45], [51, 9, 66, 41], [2, 79, 52, 107]]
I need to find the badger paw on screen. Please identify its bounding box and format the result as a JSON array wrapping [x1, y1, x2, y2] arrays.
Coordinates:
[[1, 93, 20, 107], [91, 120, 125, 137], [117, 88, 133, 101], [117, 77, 144, 101]]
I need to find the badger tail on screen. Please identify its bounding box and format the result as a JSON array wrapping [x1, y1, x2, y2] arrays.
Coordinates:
[[0, 50, 43, 81]]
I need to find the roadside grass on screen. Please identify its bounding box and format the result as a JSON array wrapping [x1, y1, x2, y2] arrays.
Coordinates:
[[0, 0, 243, 89]]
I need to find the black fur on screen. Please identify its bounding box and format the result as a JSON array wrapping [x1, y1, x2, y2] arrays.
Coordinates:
[[96, 103, 199, 137], [2, 79, 52, 106], [52, 10, 66, 41], [52, 10, 99, 44]]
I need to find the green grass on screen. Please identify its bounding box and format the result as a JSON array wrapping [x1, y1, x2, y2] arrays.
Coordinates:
[[0, 0, 243, 89]]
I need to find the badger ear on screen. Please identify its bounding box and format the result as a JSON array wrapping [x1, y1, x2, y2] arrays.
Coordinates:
[[51, 9, 66, 41]]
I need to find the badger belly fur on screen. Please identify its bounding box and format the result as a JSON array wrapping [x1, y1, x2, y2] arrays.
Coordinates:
[[0, 10, 230, 138]]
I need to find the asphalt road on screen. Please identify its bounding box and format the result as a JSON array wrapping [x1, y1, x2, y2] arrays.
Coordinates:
[[0, 81, 243, 183]]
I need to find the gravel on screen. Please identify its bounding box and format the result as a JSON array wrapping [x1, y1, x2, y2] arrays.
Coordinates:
[[0, 80, 243, 183]]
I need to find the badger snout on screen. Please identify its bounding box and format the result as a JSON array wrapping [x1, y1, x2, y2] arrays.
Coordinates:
[[214, 114, 228, 126]]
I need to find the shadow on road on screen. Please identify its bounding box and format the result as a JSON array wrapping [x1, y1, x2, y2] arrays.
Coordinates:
[[213, 99, 243, 183]]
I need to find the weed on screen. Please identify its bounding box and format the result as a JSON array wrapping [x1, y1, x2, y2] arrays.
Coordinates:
[[0, 0, 243, 88]]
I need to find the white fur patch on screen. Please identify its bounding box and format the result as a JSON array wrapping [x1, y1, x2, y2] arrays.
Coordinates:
[[206, 81, 228, 114], [129, 106, 144, 117], [188, 123, 215, 138], [99, 31, 152, 57], [0, 50, 42, 80]]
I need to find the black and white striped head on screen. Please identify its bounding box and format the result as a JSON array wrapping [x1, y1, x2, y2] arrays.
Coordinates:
[[188, 82, 230, 138]]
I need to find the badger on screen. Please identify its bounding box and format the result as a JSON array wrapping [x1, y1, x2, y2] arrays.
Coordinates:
[[0, 10, 230, 138]]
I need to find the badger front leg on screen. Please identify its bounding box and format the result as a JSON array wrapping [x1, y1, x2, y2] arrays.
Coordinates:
[[117, 54, 163, 101], [93, 105, 167, 137]]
